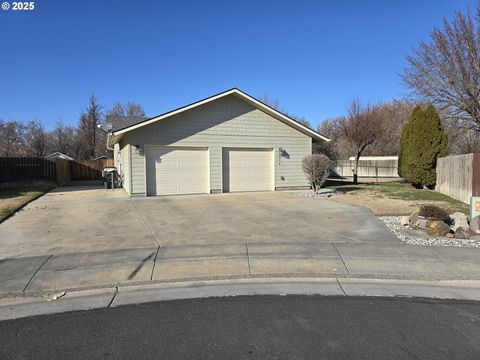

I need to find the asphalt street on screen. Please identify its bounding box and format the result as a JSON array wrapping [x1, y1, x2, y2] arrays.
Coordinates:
[[1, 295, 480, 359]]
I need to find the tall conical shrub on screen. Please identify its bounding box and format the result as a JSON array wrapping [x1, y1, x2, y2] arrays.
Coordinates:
[[398, 105, 448, 187], [398, 106, 420, 178]]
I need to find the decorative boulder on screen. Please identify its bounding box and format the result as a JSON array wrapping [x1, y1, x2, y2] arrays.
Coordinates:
[[470, 216, 480, 234], [454, 227, 467, 239], [426, 220, 451, 237], [450, 212, 469, 231], [411, 214, 428, 229], [409, 211, 419, 228], [400, 216, 410, 226]]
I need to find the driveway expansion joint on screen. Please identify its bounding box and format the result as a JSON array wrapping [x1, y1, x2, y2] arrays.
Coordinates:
[[107, 286, 118, 308], [336, 277, 348, 296], [150, 245, 161, 281], [332, 242, 351, 275], [22, 255, 52, 292], [129, 196, 161, 247], [245, 243, 252, 275]]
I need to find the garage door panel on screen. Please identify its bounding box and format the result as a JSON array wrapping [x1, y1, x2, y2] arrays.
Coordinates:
[[223, 148, 273, 193], [146, 146, 209, 196]]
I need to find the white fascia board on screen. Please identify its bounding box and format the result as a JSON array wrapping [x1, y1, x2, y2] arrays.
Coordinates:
[[111, 88, 330, 142]]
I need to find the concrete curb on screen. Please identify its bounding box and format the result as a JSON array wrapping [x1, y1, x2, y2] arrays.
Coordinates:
[[2, 277, 480, 321]]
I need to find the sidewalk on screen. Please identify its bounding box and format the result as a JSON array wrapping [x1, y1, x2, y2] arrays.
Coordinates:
[[1, 240, 480, 320], [2, 241, 480, 295]]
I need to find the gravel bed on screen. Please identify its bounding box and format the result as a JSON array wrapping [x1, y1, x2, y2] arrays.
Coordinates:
[[379, 216, 480, 248]]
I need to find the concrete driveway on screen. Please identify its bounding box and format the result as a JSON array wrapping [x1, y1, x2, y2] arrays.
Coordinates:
[[133, 191, 397, 246], [0, 186, 397, 260], [7, 186, 480, 294]]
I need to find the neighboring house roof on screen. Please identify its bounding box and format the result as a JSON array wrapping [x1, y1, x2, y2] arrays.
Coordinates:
[[45, 152, 75, 161], [93, 155, 111, 160], [102, 115, 147, 132], [107, 88, 330, 144]]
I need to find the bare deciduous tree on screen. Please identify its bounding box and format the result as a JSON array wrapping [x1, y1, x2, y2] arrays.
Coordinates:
[[301, 154, 334, 192], [445, 123, 480, 154], [340, 100, 384, 184], [368, 100, 416, 155], [0, 120, 25, 156], [107, 102, 145, 117], [48, 121, 79, 157], [259, 93, 312, 128], [77, 95, 104, 160], [315, 117, 344, 160], [317, 100, 416, 160], [402, 5, 480, 130], [24, 120, 47, 157]]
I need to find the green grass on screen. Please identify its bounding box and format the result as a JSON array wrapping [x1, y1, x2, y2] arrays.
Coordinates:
[[0, 186, 53, 223], [326, 181, 469, 214]]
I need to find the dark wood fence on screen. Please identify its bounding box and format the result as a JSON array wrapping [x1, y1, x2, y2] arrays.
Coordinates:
[[54, 158, 71, 186], [0, 157, 115, 187], [70, 160, 109, 181], [0, 157, 56, 187]]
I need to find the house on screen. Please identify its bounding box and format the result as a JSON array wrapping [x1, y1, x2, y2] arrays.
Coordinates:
[[107, 88, 330, 196], [45, 152, 75, 161]]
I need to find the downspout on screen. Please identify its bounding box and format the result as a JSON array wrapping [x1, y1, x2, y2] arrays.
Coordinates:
[[97, 124, 115, 151]]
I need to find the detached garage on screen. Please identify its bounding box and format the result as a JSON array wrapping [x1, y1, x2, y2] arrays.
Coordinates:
[[108, 88, 329, 196]]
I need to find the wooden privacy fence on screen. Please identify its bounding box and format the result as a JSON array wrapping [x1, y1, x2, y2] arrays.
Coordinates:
[[54, 158, 71, 186], [436, 153, 480, 204], [332, 159, 400, 181], [70, 159, 114, 181], [0, 157, 115, 187], [0, 157, 56, 187]]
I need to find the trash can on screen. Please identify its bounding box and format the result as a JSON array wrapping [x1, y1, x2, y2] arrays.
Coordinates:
[[102, 168, 118, 189]]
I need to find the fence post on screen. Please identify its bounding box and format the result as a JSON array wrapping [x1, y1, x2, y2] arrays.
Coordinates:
[[472, 153, 480, 197]]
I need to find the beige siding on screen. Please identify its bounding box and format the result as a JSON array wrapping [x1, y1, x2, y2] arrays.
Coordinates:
[[124, 94, 312, 195], [113, 143, 120, 169], [120, 141, 131, 195]]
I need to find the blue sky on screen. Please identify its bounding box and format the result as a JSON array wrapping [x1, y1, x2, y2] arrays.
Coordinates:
[[0, 0, 477, 130]]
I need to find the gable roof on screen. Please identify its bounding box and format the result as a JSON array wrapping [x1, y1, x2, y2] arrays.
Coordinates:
[[108, 88, 330, 143], [93, 155, 111, 160], [45, 152, 75, 161], [103, 115, 147, 132]]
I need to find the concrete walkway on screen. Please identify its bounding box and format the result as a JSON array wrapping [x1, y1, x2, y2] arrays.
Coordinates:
[[1, 241, 480, 296]]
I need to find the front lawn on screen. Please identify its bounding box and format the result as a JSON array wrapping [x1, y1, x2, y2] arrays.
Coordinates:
[[325, 181, 469, 216], [0, 187, 53, 223]]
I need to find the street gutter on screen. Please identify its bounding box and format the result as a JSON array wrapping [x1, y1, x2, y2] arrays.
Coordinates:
[[2, 277, 480, 321]]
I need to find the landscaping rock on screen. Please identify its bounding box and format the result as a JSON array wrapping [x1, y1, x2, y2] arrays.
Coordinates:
[[400, 216, 410, 226], [379, 216, 480, 248], [410, 212, 428, 228], [409, 211, 419, 227], [470, 216, 480, 234], [450, 212, 469, 231], [454, 227, 467, 239], [426, 220, 451, 237], [418, 218, 428, 229]]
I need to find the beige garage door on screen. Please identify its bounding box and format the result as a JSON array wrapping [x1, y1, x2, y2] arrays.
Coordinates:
[[222, 148, 274, 192], [146, 146, 209, 196]]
